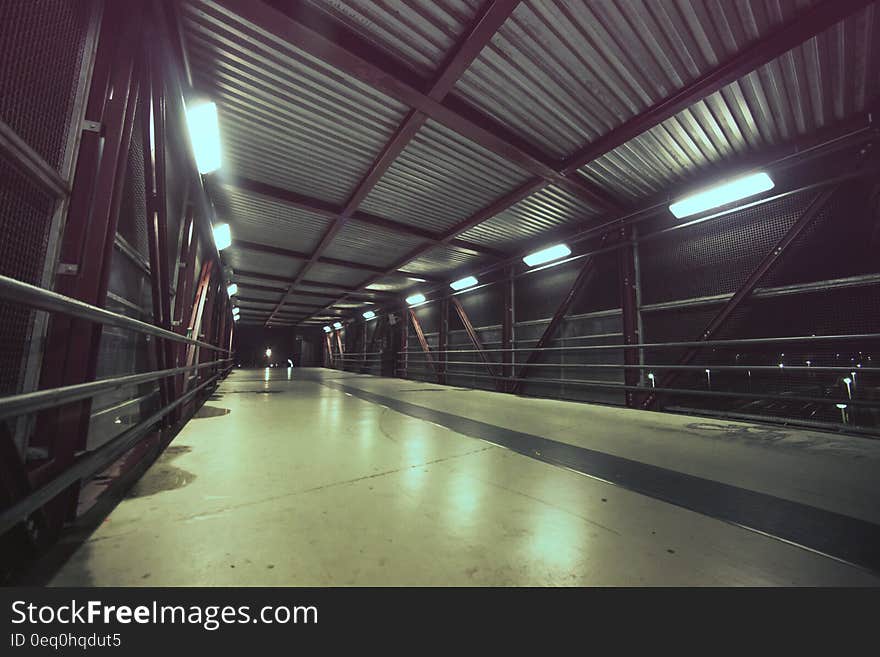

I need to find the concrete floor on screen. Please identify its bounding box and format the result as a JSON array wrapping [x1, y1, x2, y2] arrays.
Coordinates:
[[49, 367, 880, 586]]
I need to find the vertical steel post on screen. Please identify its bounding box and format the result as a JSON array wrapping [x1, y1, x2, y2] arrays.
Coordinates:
[[438, 298, 449, 384], [29, 1, 145, 530], [618, 225, 640, 407], [502, 266, 514, 392]]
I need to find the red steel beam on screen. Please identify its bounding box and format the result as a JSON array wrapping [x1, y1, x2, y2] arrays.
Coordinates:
[[450, 296, 502, 389], [29, 1, 143, 531], [141, 57, 173, 412], [640, 185, 840, 410], [408, 308, 438, 379], [264, 0, 522, 326]]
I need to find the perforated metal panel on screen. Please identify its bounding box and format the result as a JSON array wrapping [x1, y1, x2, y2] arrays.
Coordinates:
[[0, 159, 55, 395], [0, 0, 92, 170]]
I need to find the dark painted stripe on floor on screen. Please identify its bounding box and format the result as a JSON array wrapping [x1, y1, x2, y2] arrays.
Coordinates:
[[318, 378, 880, 575]]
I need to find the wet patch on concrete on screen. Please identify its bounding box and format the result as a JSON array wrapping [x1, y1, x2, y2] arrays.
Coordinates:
[[126, 446, 196, 498], [193, 405, 231, 419], [226, 390, 283, 394], [683, 422, 877, 459]]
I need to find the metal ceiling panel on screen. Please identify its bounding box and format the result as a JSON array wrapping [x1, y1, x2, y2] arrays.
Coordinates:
[[320, 219, 427, 267], [302, 0, 482, 76], [459, 183, 602, 249], [301, 261, 371, 288], [578, 7, 880, 202], [284, 292, 337, 306], [454, 0, 819, 159], [233, 287, 284, 302], [225, 248, 301, 279], [359, 119, 531, 233], [213, 185, 330, 254], [364, 275, 420, 292], [402, 245, 481, 275], [181, 0, 409, 203]]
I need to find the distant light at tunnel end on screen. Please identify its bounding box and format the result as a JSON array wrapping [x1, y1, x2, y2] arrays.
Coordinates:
[[668, 172, 774, 219], [523, 243, 571, 267], [450, 275, 478, 291], [406, 293, 426, 306]]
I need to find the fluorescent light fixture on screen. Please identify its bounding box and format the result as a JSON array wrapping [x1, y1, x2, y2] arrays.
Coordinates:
[[523, 243, 571, 267], [212, 223, 231, 251], [668, 172, 774, 219], [362, 310, 376, 320], [333, 321, 343, 330], [232, 308, 240, 317], [226, 283, 238, 296], [185, 101, 222, 173], [233, 315, 240, 322], [265, 348, 272, 358], [323, 326, 332, 333], [450, 275, 478, 291], [406, 293, 426, 306]]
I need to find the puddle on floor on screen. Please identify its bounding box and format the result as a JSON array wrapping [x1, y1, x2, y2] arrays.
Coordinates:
[[126, 445, 196, 498], [193, 405, 231, 418]]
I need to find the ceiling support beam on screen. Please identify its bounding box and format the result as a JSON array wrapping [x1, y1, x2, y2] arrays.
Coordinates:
[[223, 177, 507, 258], [291, 0, 873, 326], [211, 0, 618, 213], [262, 0, 523, 325]]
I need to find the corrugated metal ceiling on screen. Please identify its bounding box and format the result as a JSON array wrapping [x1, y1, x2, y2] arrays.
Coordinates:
[[303, 0, 483, 76], [212, 184, 330, 253], [359, 119, 531, 234], [578, 5, 880, 202], [178, 0, 880, 325], [454, 0, 820, 158]]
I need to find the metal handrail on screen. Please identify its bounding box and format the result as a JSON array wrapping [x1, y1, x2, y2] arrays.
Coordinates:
[[0, 370, 227, 536], [419, 360, 878, 373], [0, 359, 232, 420], [396, 365, 879, 408], [398, 332, 880, 354], [0, 273, 230, 352]]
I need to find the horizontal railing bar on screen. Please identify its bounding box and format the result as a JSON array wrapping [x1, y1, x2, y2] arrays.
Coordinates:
[[0, 359, 232, 420], [0, 273, 229, 353], [0, 369, 229, 536], [398, 332, 880, 354], [417, 361, 877, 373], [395, 367, 878, 408], [641, 273, 880, 313]]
